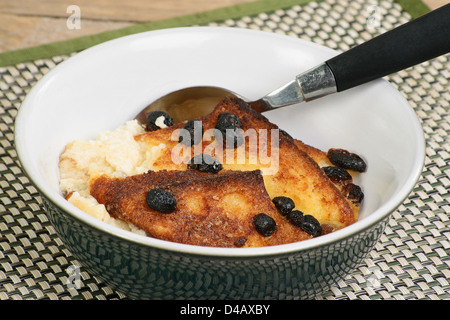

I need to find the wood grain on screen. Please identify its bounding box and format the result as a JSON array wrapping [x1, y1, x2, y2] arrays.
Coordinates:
[[0, 0, 259, 22], [0, 0, 446, 53], [0, 12, 132, 53], [422, 0, 449, 9], [0, 0, 257, 53]]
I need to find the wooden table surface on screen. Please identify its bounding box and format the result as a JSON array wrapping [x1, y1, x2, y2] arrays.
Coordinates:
[[0, 0, 448, 53]]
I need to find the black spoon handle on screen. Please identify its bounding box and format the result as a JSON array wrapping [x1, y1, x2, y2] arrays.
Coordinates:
[[325, 4, 450, 92]]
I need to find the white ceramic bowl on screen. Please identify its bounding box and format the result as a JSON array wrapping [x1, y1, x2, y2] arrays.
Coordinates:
[[15, 27, 425, 299]]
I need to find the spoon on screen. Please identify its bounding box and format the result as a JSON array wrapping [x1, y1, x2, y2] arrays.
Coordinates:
[[136, 4, 450, 125]]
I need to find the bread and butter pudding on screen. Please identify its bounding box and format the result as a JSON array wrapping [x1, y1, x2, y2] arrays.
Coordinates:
[[59, 97, 366, 247]]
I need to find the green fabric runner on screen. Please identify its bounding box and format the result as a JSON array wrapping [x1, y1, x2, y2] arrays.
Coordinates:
[[0, 0, 430, 67]]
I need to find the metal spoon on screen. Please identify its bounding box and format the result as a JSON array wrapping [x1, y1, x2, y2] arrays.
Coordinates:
[[136, 4, 450, 125]]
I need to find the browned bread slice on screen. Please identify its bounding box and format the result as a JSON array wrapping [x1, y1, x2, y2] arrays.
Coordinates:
[[89, 169, 312, 247]]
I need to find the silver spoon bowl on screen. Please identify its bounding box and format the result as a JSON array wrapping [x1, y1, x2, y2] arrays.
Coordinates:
[[135, 86, 237, 124], [135, 62, 336, 124]]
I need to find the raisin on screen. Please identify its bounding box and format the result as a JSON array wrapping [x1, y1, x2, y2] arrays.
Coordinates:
[[323, 166, 352, 183], [146, 111, 174, 131], [342, 183, 364, 205], [179, 120, 204, 146], [272, 196, 295, 216], [215, 112, 241, 130], [214, 113, 244, 149], [146, 188, 177, 213], [188, 154, 223, 174], [301, 215, 322, 237], [253, 213, 277, 237], [327, 148, 367, 172], [287, 210, 304, 227]]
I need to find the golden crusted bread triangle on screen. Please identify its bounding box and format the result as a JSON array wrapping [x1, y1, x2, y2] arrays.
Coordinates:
[[90, 169, 312, 247]]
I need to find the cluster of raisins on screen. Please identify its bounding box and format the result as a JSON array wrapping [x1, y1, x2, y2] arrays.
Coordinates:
[[144, 112, 226, 214], [327, 148, 367, 172], [274, 196, 322, 237], [324, 148, 366, 206], [145, 110, 326, 241], [253, 196, 323, 238], [188, 153, 223, 174], [273, 196, 322, 237], [145, 153, 223, 214], [147, 110, 245, 149]]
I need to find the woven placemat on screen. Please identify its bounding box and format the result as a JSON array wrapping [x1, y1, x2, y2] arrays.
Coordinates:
[[1, 0, 449, 300]]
